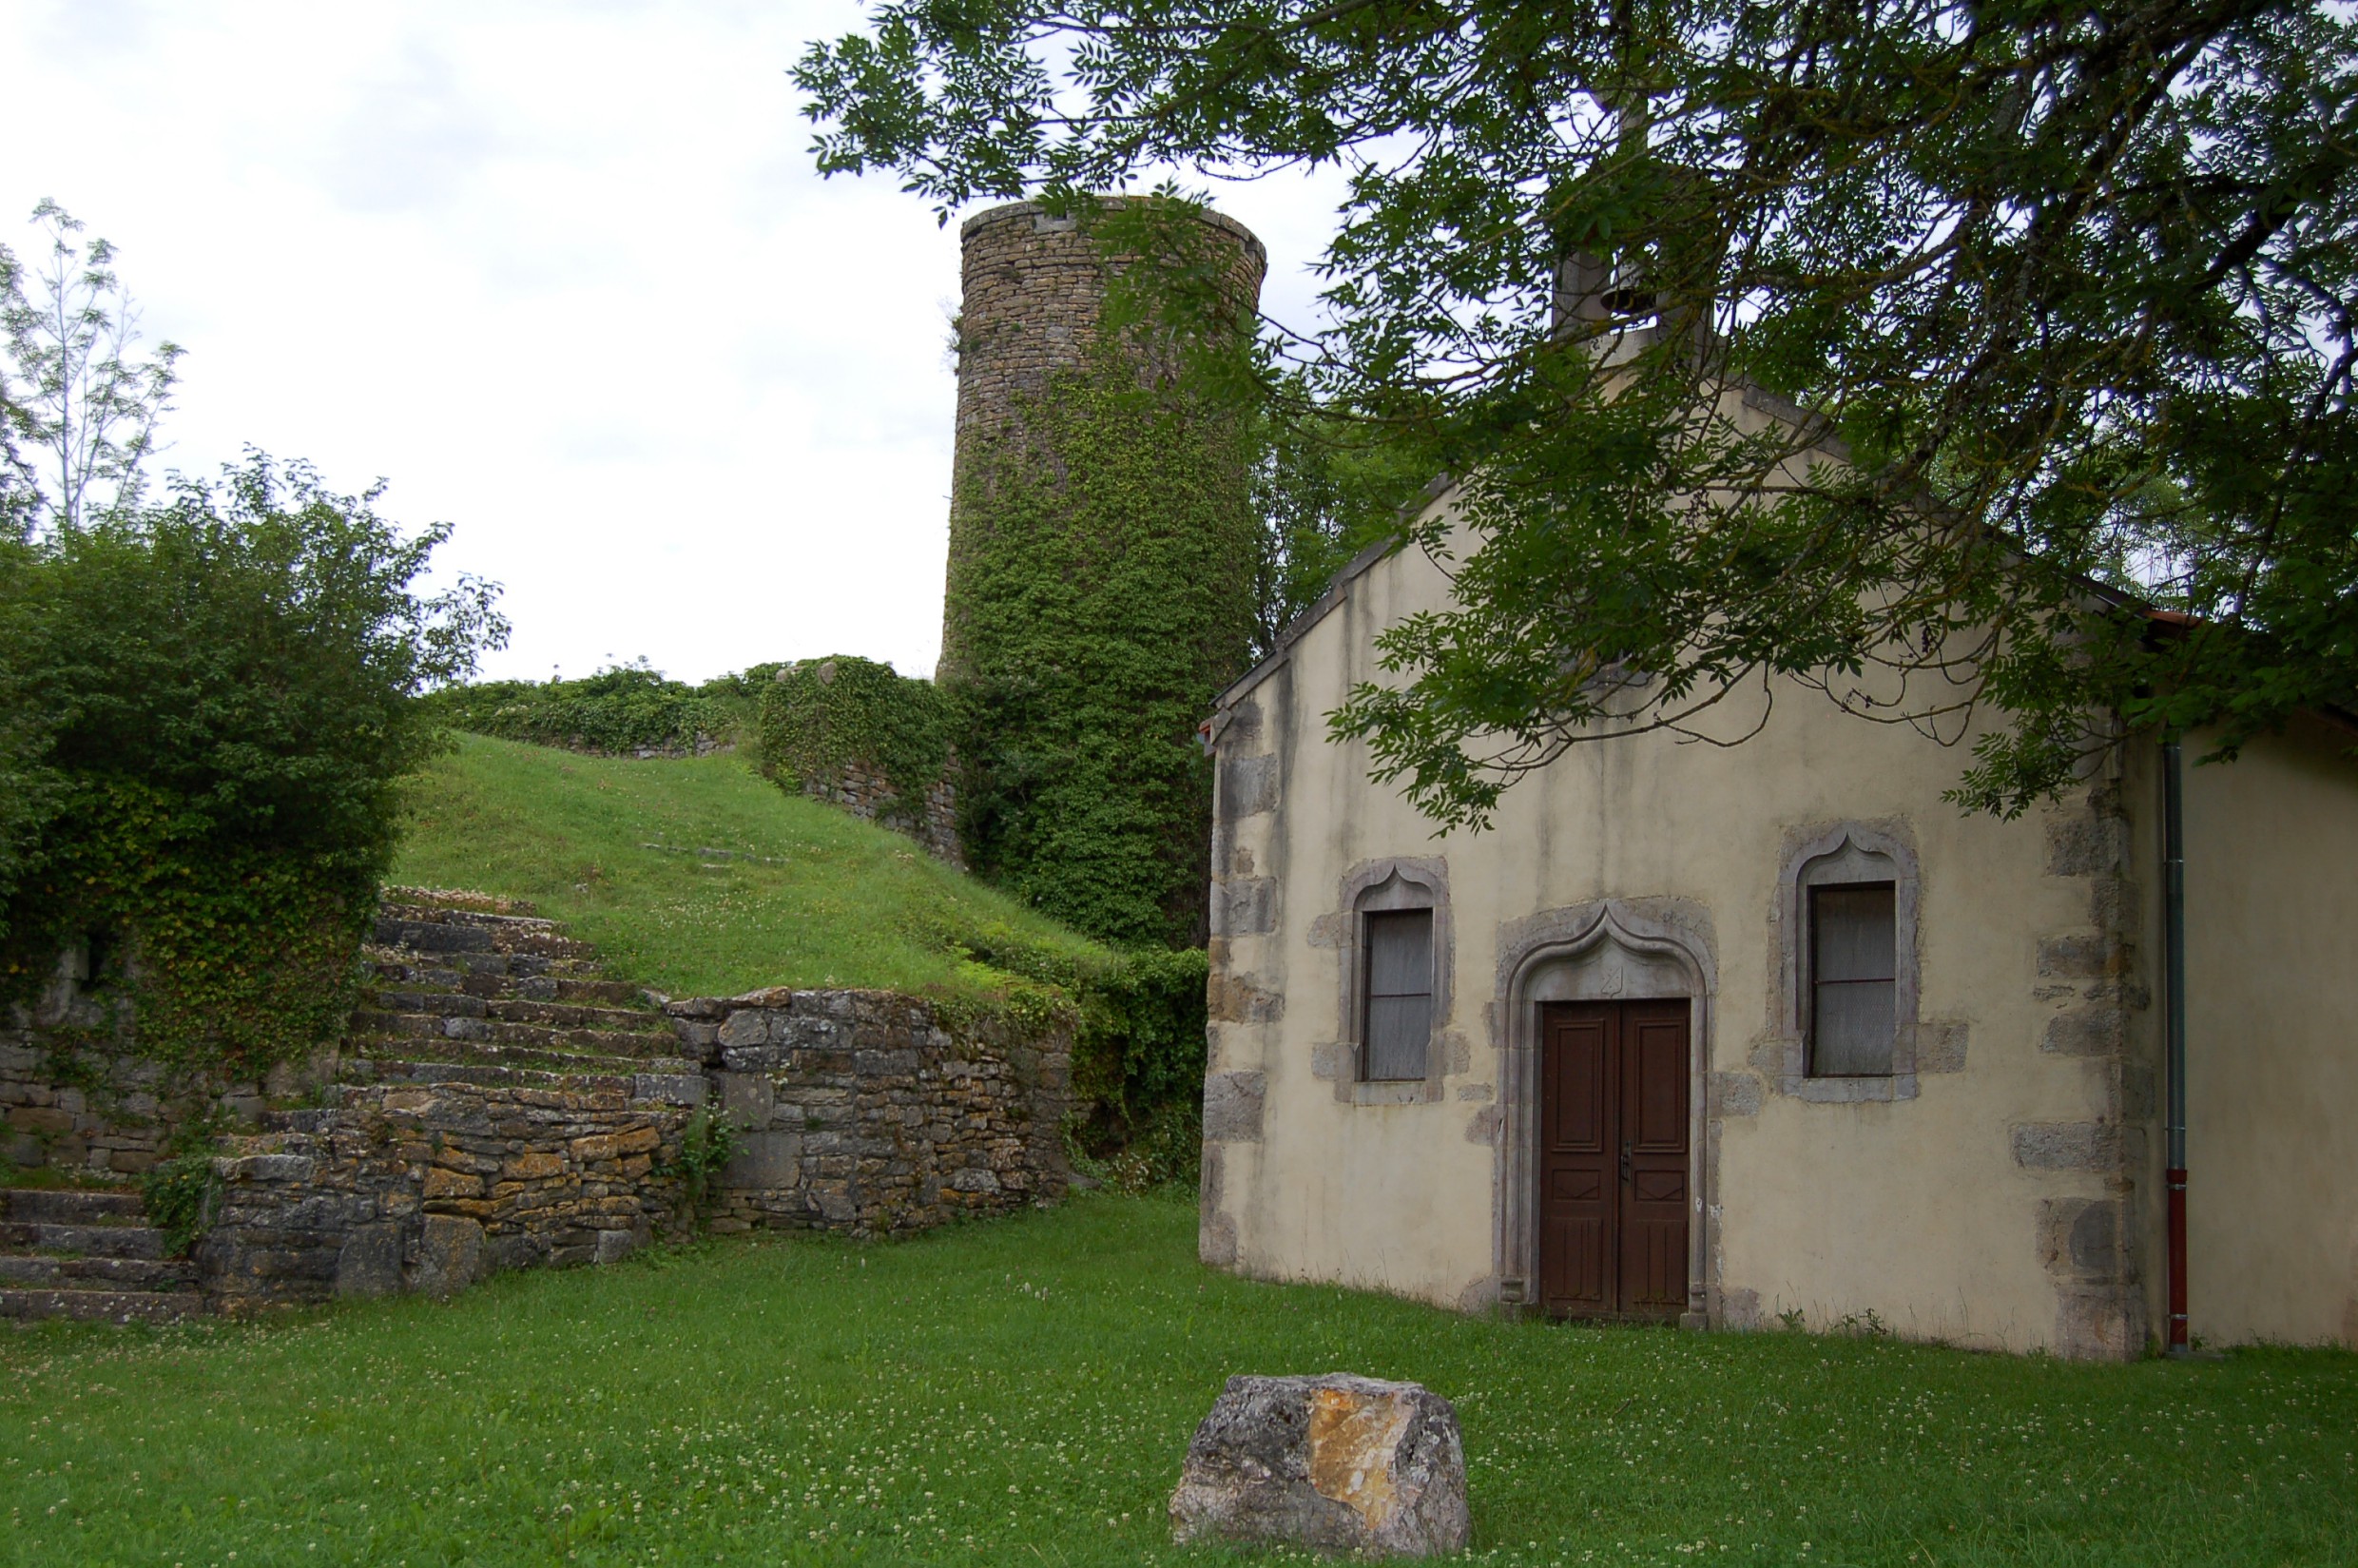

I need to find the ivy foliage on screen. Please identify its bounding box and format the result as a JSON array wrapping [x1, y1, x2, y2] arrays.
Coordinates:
[[0, 454, 505, 1074], [142, 1152, 222, 1259], [755, 656, 950, 808], [426, 660, 770, 756], [945, 351, 1258, 948]]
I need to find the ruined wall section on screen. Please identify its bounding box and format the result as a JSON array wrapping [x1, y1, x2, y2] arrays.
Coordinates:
[[667, 989, 1070, 1236]]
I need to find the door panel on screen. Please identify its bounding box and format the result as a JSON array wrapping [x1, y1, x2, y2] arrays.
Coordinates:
[[1538, 1006, 1614, 1315], [1539, 998, 1691, 1321]]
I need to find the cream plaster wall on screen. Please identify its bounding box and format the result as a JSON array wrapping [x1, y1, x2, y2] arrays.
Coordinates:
[[1205, 494, 2178, 1358], [2182, 714, 2358, 1348]]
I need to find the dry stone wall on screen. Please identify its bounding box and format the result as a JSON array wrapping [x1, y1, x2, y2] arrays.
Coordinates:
[[4, 947, 316, 1178], [796, 763, 963, 867], [666, 989, 1069, 1235], [203, 1080, 695, 1311], [6, 902, 1075, 1318]]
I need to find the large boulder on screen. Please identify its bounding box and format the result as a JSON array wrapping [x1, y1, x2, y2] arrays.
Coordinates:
[[1169, 1373, 1470, 1557]]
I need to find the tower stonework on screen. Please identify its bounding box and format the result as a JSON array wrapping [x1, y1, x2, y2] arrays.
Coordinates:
[[937, 198, 1267, 946], [940, 199, 1267, 682]]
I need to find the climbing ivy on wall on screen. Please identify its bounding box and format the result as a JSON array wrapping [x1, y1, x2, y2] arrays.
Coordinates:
[[944, 351, 1259, 949], [755, 656, 950, 807]]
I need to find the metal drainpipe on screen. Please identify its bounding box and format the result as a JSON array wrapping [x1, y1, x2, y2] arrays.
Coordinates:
[[2164, 732, 2191, 1354]]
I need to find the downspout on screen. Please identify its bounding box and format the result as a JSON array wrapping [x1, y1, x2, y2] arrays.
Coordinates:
[[2163, 732, 2190, 1354]]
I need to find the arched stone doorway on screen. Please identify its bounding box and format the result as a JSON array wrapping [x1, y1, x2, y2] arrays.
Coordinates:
[[1494, 900, 1717, 1326]]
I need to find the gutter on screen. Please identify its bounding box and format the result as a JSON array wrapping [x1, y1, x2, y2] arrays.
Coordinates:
[[2163, 732, 2191, 1354]]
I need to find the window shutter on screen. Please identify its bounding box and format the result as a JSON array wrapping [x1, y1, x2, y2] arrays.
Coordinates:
[[1810, 884, 1897, 1075], [1363, 909, 1433, 1081]]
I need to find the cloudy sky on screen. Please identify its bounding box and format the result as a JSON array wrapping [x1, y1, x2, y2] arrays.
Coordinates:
[[3, 1, 1343, 683]]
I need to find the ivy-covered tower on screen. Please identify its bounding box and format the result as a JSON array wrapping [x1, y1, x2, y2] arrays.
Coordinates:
[[941, 199, 1266, 947]]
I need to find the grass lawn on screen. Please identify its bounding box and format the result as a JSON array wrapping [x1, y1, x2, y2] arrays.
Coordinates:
[[389, 733, 1104, 998], [2, 1196, 2350, 1568]]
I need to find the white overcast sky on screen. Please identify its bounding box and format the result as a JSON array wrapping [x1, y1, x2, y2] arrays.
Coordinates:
[[3, 1, 1344, 683]]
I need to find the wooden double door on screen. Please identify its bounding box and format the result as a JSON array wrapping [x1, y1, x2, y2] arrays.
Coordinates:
[[1537, 999, 1691, 1321]]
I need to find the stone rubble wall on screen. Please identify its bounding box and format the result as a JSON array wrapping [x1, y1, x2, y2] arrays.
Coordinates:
[[2, 951, 312, 1177], [7, 969, 1070, 1310], [203, 1079, 698, 1312], [798, 763, 964, 867], [665, 989, 1070, 1236]]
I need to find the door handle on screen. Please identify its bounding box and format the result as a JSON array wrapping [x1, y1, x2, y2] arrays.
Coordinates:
[[1620, 1139, 1632, 1186]]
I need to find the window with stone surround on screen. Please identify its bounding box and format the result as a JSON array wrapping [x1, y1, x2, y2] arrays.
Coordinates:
[[1333, 858, 1452, 1101], [1775, 824, 1922, 1101]]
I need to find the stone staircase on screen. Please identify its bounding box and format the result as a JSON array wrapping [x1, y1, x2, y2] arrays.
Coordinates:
[[4, 892, 694, 1325], [337, 893, 694, 1096], [0, 1186, 203, 1325]]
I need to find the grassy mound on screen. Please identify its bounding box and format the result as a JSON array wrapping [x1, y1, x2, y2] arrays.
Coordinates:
[[391, 733, 1105, 999], [3, 1194, 2351, 1566]]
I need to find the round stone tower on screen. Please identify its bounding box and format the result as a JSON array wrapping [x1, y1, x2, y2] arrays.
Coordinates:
[[937, 198, 1267, 947], [940, 198, 1268, 681]]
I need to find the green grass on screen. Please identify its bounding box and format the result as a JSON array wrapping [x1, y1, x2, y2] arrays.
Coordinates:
[[2, 1195, 2350, 1568], [389, 733, 1105, 998]]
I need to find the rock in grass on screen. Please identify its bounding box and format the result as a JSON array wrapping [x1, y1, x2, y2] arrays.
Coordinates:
[[1169, 1373, 1470, 1557]]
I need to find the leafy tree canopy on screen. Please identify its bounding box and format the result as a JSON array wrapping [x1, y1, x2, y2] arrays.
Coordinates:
[[798, 0, 2358, 826], [0, 454, 506, 1068]]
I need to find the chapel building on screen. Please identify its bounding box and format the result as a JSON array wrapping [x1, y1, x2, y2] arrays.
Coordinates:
[[1195, 388, 2358, 1359]]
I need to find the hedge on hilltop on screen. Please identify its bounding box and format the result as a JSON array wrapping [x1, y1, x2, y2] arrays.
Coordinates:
[[754, 655, 951, 811], [424, 660, 776, 757]]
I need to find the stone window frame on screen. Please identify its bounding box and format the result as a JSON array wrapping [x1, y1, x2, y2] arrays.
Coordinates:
[[1333, 858, 1452, 1105], [1772, 823, 1922, 1103]]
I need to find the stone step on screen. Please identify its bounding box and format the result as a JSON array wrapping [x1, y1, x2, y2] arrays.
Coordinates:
[[368, 965, 644, 1009], [345, 1035, 692, 1078], [0, 1286, 203, 1324], [0, 1221, 170, 1260], [351, 1013, 678, 1058], [373, 916, 594, 962], [362, 993, 667, 1034], [378, 901, 556, 930], [258, 1106, 341, 1135], [0, 1188, 146, 1225], [0, 1252, 198, 1290], [362, 958, 624, 1003], [338, 1057, 704, 1104], [338, 1057, 638, 1095]]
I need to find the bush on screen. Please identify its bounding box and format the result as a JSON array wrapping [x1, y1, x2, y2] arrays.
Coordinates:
[[920, 910, 1208, 1178], [0, 454, 504, 1074], [425, 660, 763, 756]]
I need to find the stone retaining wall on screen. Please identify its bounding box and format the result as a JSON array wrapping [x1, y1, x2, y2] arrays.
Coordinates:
[[666, 989, 1069, 1236], [799, 763, 963, 867], [2, 947, 308, 1177], [203, 1080, 697, 1312], [9, 971, 1071, 1312]]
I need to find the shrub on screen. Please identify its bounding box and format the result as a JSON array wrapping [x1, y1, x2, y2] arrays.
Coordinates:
[[0, 454, 504, 1074], [920, 910, 1208, 1175], [142, 1152, 221, 1259], [425, 660, 762, 756]]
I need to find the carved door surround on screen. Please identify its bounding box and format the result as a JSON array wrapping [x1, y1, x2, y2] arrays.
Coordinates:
[[1494, 900, 1716, 1329]]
